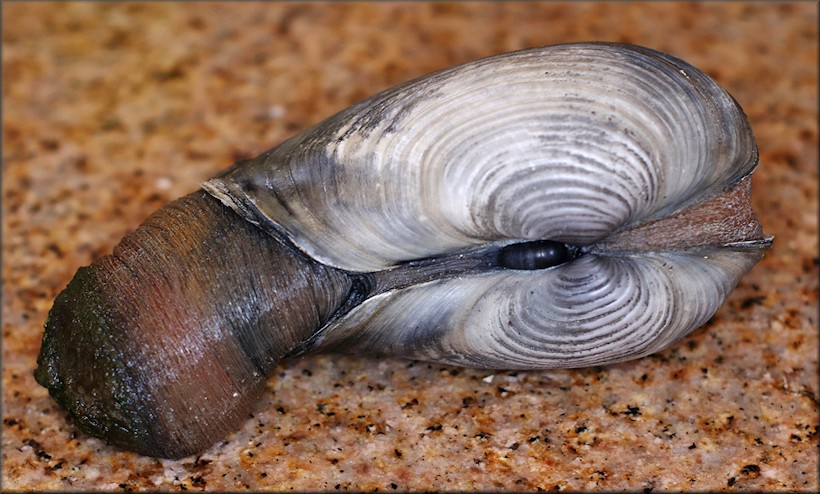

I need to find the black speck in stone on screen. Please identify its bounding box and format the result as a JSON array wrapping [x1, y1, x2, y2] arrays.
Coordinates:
[[46, 243, 64, 258], [741, 296, 766, 309], [401, 398, 418, 409]]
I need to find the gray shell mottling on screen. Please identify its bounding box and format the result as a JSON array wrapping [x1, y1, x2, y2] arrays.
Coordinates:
[[204, 43, 768, 369]]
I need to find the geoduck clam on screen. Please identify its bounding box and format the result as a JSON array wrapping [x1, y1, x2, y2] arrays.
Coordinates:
[[35, 42, 771, 459]]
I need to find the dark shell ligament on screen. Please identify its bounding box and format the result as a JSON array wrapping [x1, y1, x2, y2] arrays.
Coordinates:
[[366, 240, 582, 295], [497, 240, 580, 270]]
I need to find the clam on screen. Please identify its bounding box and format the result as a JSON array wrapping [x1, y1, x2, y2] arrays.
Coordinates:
[[34, 42, 771, 459]]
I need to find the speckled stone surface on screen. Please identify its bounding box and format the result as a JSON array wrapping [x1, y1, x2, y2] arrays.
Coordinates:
[[2, 2, 817, 491]]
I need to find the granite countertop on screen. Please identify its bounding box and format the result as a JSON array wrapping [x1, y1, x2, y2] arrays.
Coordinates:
[[3, 2, 817, 491]]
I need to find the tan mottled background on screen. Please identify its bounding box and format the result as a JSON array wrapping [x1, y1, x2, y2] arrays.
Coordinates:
[[3, 2, 817, 491]]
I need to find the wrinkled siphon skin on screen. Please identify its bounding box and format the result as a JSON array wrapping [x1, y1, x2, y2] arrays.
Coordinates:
[[35, 43, 771, 459], [35, 192, 353, 457]]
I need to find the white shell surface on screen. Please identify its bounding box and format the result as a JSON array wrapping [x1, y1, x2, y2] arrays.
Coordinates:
[[205, 43, 758, 272], [306, 247, 764, 369], [203, 43, 769, 369]]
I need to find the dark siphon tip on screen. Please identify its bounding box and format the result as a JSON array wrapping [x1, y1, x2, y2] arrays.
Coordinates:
[[35, 265, 164, 456]]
